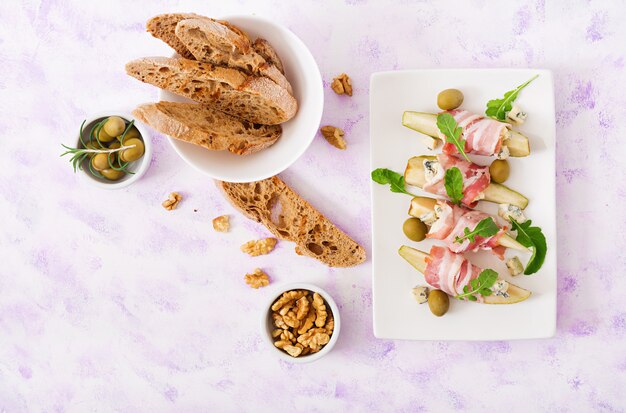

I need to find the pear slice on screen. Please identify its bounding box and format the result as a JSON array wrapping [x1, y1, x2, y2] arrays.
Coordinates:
[[398, 245, 531, 305], [401, 111, 530, 157]]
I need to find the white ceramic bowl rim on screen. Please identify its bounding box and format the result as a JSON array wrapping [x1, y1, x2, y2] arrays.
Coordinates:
[[76, 111, 152, 190], [159, 15, 324, 183], [262, 283, 341, 363]]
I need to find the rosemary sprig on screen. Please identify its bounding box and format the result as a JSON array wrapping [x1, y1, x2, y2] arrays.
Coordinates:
[[61, 118, 138, 176]]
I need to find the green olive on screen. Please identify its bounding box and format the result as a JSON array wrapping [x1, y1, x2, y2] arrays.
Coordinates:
[[489, 159, 510, 183], [403, 218, 428, 242], [96, 127, 115, 143], [437, 89, 464, 111], [120, 138, 145, 162], [103, 116, 126, 137], [428, 290, 450, 317], [91, 153, 110, 171], [119, 126, 140, 142], [100, 168, 125, 181]]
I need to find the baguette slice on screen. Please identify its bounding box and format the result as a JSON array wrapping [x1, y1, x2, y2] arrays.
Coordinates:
[[146, 13, 251, 59], [132, 102, 281, 155], [219, 177, 366, 267], [253, 38, 285, 75], [175, 18, 293, 95], [125, 57, 297, 125]]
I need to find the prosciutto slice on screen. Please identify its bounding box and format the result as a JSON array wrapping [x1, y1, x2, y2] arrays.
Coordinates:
[[441, 110, 510, 157], [427, 201, 506, 258], [424, 246, 482, 298], [422, 154, 490, 207]]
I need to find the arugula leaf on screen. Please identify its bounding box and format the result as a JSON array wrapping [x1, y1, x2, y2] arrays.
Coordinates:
[[455, 269, 498, 301], [510, 219, 547, 275], [371, 168, 417, 197], [436, 113, 470, 162], [454, 217, 499, 243], [485, 74, 539, 121], [444, 167, 463, 205]]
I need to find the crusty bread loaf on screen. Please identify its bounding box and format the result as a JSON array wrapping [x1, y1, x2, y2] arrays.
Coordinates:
[[175, 18, 293, 95], [125, 57, 297, 125], [219, 177, 366, 267], [146, 13, 202, 59], [146, 13, 251, 59], [132, 102, 281, 155], [253, 38, 285, 75]]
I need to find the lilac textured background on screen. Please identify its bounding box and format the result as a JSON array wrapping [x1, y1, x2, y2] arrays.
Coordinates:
[[1, 0, 625, 411]]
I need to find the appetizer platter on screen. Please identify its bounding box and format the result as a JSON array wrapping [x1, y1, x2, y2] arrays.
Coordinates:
[[370, 69, 556, 340]]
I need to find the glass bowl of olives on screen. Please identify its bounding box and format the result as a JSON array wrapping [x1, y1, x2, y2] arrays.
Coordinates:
[[62, 112, 152, 189]]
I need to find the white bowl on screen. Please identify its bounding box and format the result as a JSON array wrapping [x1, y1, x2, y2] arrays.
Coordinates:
[[262, 283, 341, 363], [75, 111, 152, 189], [158, 15, 324, 183]]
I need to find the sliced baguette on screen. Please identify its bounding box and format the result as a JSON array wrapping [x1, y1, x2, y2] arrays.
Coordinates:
[[146, 13, 251, 59], [253, 38, 285, 75], [175, 18, 293, 95], [132, 102, 281, 155], [125, 57, 297, 125], [219, 177, 366, 267]]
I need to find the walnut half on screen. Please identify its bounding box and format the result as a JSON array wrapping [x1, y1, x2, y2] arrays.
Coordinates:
[[245, 268, 270, 289], [331, 73, 353, 96], [162, 192, 182, 210], [320, 126, 347, 150], [212, 215, 230, 232], [241, 238, 277, 256]]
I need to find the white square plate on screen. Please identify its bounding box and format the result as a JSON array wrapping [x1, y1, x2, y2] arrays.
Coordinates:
[[370, 69, 557, 341]]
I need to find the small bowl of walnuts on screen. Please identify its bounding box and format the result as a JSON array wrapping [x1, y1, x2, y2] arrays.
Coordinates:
[[264, 283, 340, 363]]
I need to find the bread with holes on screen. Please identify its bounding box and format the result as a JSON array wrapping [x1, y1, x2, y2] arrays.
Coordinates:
[[125, 57, 297, 124], [133, 101, 281, 155], [219, 176, 366, 267]]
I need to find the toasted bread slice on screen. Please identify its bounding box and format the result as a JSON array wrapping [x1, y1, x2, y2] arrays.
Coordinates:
[[175, 18, 293, 95], [132, 102, 281, 155], [253, 38, 285, 74], [146, 13, 251, 59], [125, 57, 297, 125], [219, 177, 366, 267]]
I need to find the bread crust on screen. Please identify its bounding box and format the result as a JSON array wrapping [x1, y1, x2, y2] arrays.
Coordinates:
[[125, 57, 297, 125], [219, 177, 366, 267], [133, 102, 281, 155]]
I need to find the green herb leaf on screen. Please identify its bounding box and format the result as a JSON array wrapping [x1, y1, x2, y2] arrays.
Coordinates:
[[371, 168, 417, 197], [455, 269, 499, 301], [485, 74, 539, 120], [454, 217, 499, 243], [444, 167, 463, 205], [436, 113, 469, 162], [510, 219, 547, 275]]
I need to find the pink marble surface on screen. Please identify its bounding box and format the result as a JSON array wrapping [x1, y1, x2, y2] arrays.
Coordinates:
[[1, 0, 625, 411]]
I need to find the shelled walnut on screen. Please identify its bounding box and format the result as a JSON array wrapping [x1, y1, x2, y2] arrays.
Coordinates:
[[244, 268, 270, 289], [269, 289, 335, 358], [162, 192, 182, 210], [241, 238, 277, 256], [331, 73, 353, 96], [320, 126, 347, 150]]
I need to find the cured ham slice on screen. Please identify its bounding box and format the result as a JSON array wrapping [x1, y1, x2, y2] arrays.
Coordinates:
[[427, 201, 506, 258], [441, 109, 510, 157], [422, 154, 490, 207], [424, 246, 482, 298]]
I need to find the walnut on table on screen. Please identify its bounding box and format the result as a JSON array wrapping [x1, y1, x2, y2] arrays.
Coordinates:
[[241, 238, 277, 256], [270, 290, 335, 358], [162, 192, 182, 210], [212, 215, 230, 232], [244, 268, 270, 289], [331, 73, 353, 96], [320, 126, 347, 150]]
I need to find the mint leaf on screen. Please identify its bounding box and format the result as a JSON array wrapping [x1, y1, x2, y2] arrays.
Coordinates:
[[444, 167, 463, 205], [437, 113, 469, 161], [485, 74, 539, 120], [371, 168, 417, 197], [510, 219, 547, 275], [454, 217, 500, 243], [455, 269, 499, 301]]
